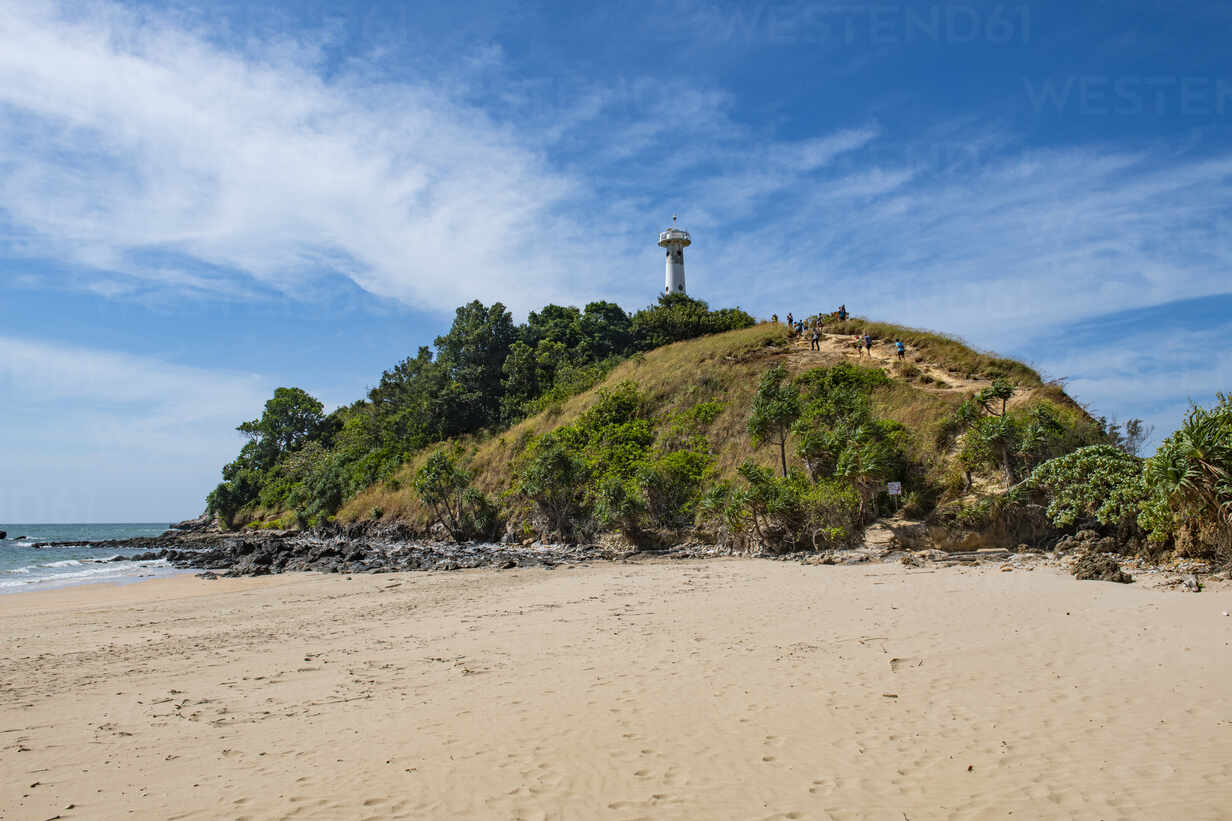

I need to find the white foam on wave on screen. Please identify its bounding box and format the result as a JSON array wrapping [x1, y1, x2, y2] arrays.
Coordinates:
[[45, 559, 83, 568], [0, 559, 177, 592]]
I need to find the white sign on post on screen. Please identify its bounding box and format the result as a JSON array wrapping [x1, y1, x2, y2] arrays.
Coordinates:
[[887, 481, 902, 496]]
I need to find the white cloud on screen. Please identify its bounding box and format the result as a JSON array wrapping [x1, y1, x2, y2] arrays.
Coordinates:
[[0, 1, 623, 314], [2, 1, 1229, 337], [1023, 324, 1232, 450], [0, 336, 271, 521]]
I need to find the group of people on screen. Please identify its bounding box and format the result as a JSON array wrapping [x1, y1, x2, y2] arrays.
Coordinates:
[[772, 305, 850, 351], [773, 305, 908, 360]]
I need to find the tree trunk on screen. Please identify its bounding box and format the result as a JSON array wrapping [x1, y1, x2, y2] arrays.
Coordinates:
[[778, 436, 788, 477], [1000, 445, 1015, 486]]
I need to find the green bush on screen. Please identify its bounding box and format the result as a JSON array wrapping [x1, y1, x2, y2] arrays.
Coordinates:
[[1140, 394, 1232, 558], [413, 448, 500, 541], [1026, 445, 1147, 530], [631, 293, 755, 350], [699, 462, 859, 553], [637, 449, 712, 530], [515, 433, 592, 540]]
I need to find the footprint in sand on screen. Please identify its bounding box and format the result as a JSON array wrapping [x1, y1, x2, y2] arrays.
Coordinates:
[[889, 656, 923, 671]]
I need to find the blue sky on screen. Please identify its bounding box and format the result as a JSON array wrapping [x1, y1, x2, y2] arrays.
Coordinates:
[[1, 0, 1229, 522]]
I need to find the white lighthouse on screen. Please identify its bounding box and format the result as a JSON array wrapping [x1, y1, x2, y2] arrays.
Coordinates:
[[658, 215, 691, 295]]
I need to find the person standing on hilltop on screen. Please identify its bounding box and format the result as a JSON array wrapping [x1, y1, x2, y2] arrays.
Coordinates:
[[786, 312, 793, 329], [895, 339, 906, 360], [771, 313, 778, 324], [838, 304, 848, 321], [862, 333, 873, 356], [810, 325, 821, 351]]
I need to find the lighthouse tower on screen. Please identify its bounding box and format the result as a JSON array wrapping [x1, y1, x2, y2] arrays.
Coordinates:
[[658, 215, 691, 295]]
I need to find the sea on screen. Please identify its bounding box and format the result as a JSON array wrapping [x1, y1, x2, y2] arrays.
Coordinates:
[[0, 523, 186, 593]]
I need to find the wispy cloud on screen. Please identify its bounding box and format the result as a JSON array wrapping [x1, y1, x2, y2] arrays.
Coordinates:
[[3, 1, 1229, 335], [0, 1, 618, 313], [1029, 323, 1232, 451]]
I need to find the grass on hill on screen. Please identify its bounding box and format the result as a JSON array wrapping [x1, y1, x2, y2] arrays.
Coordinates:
[[341, 323, 795, 525], [824, 318, 1043, 387], [339, 320, 1085, 530]]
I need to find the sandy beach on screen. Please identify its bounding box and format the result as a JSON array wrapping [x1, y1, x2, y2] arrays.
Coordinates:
[[2, 559, 1230, 820]]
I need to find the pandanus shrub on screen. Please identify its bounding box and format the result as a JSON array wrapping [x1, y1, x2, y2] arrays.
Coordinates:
[[1141, 395, 1232, 558]]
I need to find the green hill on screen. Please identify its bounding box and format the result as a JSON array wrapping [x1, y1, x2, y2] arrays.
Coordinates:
[[337, 320, 1102, 550], [211, 298, 1228, 563]]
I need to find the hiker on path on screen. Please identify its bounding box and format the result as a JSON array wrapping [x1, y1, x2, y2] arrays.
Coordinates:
[[838, 304, 848, 321], [895, 339, 906, 360], [810, 326, 821, 351], [786, 312, 793, 329], [862, 334, 873, 355]]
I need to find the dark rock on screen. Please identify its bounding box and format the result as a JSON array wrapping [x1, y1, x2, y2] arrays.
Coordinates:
[[196, 571, 219, 580], [0, 531, 6, 539], [171, 513, 215, 533], [1072, 551, 1132, 583]]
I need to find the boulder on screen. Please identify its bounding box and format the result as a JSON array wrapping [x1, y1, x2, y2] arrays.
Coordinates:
[[1072, 551, 1132, 584], [170, 513, 215, 533]]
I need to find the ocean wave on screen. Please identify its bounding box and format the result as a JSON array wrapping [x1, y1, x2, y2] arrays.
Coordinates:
[[0, 559, 174, 591], [45, 559, 84, 568]]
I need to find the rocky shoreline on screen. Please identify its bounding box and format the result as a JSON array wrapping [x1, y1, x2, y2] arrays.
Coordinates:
[[24, 520, 1225, 592], [29, 523, 728, 578]]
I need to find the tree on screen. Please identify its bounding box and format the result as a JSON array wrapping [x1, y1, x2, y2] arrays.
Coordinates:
[[579, 301, 634, 360], [237, 387, 327, 471], [834, 423, 903, 522], [368, 346, 446, 450], [516, 433, 591, 540], [1142, 394, 1232, 556], [631, 293, 754, 350], [433, 301, 517, 434], [499, 341, 542, 422], [963, 413, 1023, 485], [974, 379, 1014, 416], [1101, 417, 1155, 456], [413, 448, 497, 541], [524, 304, 584, 353], [748, 364, 801, 477]]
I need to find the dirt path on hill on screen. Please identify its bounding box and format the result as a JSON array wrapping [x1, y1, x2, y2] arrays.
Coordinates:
[[785, 331, 1012, 398]]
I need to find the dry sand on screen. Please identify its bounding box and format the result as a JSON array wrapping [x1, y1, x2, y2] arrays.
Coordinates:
[[2, 559, 1230, 820]]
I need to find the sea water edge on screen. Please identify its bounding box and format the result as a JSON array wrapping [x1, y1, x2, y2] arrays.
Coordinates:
[[0, 523, 189, 594]]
